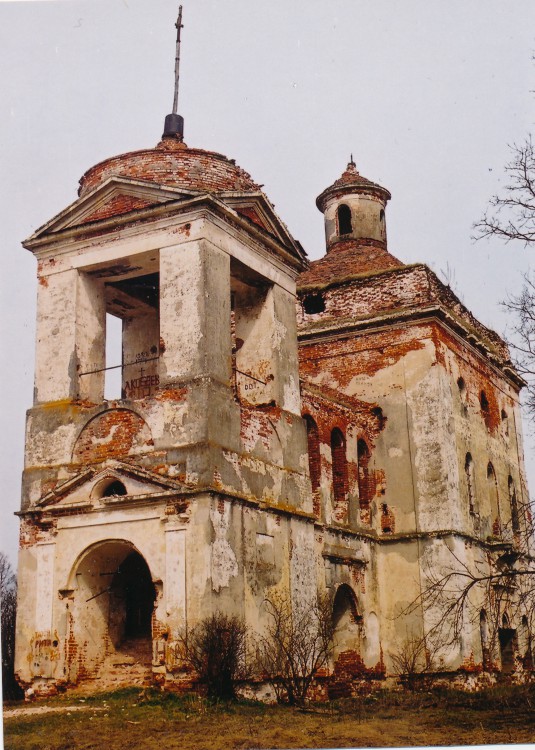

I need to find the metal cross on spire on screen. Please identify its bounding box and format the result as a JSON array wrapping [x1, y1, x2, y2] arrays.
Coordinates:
[[172, 5, 183, 115], [163, 4, 185, 139]]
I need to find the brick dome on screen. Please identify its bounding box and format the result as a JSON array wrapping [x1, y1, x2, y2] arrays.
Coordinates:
[[78, 135, 261, 198]]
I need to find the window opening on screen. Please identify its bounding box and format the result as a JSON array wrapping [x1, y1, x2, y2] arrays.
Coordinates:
[[487, 462, 500, 535], [379, 209, 386, 239], [337, 204, 352, 235], [509, 476, 520, 533], [465, 453, 476, 515], [102, 480, 127, 498], [498, 616, 516, 674], [457, 377, 468, 415], [104, 313, 123, 400], [305, 415, 321, 497], [303, 293, 325, 315], [480, 390, 492, 429], [331, 428, 348, 508], [357, 439, 372, 509], [501, 409, 509, 436], [371, 406, 386, 430]]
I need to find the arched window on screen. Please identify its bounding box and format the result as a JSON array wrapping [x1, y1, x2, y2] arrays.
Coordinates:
[[331, 428, 348, 508], [501, 409, 509, 437], [304, 415, 321, 497], [379, 209, 386, 239], [457, 377, 468, 415], [465, 453, 476, 515], [101, 479, 127, 498], [499, 612, 516, 674], [509, 476, 520, 533], [337, 204, 352, 235], [357, 438, 372, 509], [487, 462, 500, 533], [480, 390, 491, 429]]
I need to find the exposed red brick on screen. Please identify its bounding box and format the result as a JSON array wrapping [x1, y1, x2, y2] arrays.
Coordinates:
[[79, 137, 261, 198], [298, 240, 403, 285], [72, 408, 153, 463], [81, 194, 155, 224]]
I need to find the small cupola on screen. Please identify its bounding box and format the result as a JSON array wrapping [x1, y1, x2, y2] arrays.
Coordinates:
[[316, 158, 391, 253]]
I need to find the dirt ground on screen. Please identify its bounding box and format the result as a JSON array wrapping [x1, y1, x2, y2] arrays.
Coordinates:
[[3, 685, 535, 750]]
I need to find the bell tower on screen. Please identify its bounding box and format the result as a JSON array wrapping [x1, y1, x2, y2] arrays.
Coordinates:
[[15, 8, 313, 697]]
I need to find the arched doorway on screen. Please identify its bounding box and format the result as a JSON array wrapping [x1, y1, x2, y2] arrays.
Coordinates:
[[67, 540, 156, 684], [111, 551, 155, 640], [332, 584, 361, 662], [498, 613, 516, 674]]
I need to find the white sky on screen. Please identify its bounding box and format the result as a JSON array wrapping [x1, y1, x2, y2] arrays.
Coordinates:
[[0, 0, 534, 567]]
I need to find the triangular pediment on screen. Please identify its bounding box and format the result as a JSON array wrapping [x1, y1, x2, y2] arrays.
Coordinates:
[[24, 177, 308, 269], [37, 461, 185, 510], [26, 177, 199, 240], [223, 193, 307, 262]]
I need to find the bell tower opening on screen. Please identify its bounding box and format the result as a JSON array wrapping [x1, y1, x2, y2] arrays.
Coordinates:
[[76, 256, 161, 404], [112, 551, 156, 640], [68, 541, 156, 684]]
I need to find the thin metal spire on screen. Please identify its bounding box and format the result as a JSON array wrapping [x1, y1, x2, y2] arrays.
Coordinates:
[[163, 4, 185, 139], [172, 5, 183, 114]]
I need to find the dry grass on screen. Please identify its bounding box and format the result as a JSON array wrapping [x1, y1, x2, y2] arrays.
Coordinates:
[[4, 684, 535, 749]]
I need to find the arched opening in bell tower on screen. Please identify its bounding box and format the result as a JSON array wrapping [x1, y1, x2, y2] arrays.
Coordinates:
[[67, 540, 156, 684], [337, 204, 353, 236]]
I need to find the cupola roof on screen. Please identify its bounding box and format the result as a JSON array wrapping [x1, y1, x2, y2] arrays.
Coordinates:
[[78, 135, 262, 198], [316, 158, 391, 213]]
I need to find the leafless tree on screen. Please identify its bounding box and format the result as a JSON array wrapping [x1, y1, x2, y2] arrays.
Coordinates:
[[474, 136, 535, 419], [474, 137, 535, 246], [503, 273, 535, 416], [1, 552, 22, 700], [179, 613, 249, 701], [398, 524, 535, 678], [390, 632, 440, 690], [256, 594, 335, 706]]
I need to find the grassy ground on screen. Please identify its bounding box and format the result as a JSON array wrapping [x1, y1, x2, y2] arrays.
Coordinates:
[[3, 684, 535, 750]]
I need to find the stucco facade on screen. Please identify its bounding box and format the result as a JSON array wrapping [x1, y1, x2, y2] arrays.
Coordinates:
[[15, 135, 533, 697]]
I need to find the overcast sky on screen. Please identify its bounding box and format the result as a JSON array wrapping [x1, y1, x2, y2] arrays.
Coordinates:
[[1, 0, 534, 567]]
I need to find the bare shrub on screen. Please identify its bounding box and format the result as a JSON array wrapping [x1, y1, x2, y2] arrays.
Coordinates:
[[390, 633, 438, 691], [180, 613, 249, 701], [256, 594, 335, 705]]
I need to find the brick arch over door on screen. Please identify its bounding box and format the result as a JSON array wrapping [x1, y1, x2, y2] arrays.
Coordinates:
[[72, 408, 153, 463]]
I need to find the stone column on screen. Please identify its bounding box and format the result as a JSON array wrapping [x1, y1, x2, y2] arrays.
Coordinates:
[[159, 241, 231, 387]]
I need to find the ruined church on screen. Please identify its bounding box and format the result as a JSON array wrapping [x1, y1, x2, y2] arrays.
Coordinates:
[[14, 21, 533, 698]]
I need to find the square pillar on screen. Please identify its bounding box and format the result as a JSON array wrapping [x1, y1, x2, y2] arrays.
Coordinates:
[[159, 241, 231, 386]]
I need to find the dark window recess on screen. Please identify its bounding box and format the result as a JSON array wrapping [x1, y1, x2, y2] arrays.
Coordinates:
[[371, 406, 386, 430], [480, 390, 491, 428], [102, 480, 128, 497], [357, 438, 373, 509], [509, 476, 520, 533], [499, 619, 516, 674], [305, 415, 321, 496], [337, 204, 353, 235], [303, 293, 325, 315], [465, 453, 476, 514], [331, 428, 348, 507], [457, 377, 468, 415]]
